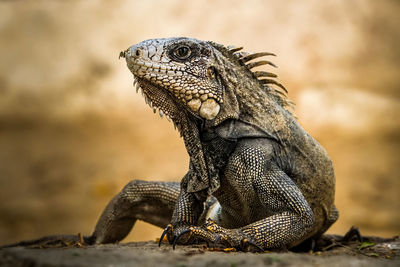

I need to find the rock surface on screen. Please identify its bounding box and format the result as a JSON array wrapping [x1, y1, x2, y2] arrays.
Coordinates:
[[1, 239, 399, 267]]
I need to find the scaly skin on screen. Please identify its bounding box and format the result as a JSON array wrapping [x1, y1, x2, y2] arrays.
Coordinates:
[[113, 37, 338, 251], [4, 38, 338, 252]]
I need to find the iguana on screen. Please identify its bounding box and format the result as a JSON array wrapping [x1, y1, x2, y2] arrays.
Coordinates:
[[5, 37, 339, 252]]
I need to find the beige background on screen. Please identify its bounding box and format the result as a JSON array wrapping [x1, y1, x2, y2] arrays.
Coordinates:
[[0, 0, 399, 245]]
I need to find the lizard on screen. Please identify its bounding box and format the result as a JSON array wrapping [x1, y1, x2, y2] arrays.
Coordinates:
[[3, 37, 338, 252]]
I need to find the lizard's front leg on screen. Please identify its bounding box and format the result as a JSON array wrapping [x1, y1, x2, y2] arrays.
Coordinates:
[[239, 163, 315, 250], [170, 141, 315, 252], [159, 187, 207, 247], [168, 165, 315, 251]]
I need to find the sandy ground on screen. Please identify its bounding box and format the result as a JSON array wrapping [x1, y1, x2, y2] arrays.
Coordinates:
[[1, 238, 399, 267]]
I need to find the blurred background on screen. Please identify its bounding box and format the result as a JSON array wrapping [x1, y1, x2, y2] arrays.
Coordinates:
[[0, 0, 399, 246]]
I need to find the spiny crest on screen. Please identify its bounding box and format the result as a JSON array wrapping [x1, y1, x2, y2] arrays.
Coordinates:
[[225, 45, 295, 114]]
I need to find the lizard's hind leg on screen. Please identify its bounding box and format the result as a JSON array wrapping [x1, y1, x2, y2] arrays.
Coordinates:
[[91, 180, 180, 244], [1, 180, 180, 248]]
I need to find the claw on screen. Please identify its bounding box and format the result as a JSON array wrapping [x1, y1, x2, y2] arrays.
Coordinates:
[[241, 238, 264, 252], [213, 235, 222, 249], [172, 229, 192, 250], [213, 234, 229, 248], [159, 224, 172, 247], [342, 226, 363, 242]]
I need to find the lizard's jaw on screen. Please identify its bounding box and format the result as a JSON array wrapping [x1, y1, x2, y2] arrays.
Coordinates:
[[133, 73, 221, 122]]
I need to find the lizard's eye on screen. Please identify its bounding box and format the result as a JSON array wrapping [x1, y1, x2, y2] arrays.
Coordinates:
[[173, 45, 191, 60]]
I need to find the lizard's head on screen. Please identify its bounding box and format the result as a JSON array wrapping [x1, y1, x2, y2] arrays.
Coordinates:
[[121, 37, 230, 122], [121, 37, 291, 126]]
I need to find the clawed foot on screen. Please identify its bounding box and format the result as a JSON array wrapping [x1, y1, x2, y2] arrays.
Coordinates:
[[158, 219, 264, 252], [158, 223, 195, 249]]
